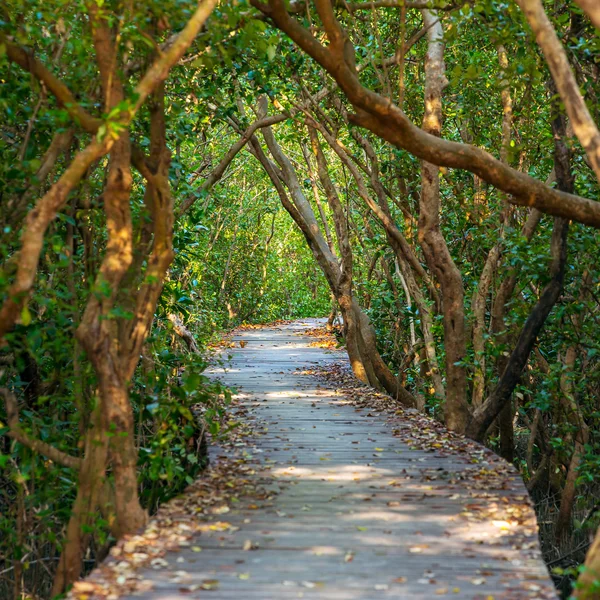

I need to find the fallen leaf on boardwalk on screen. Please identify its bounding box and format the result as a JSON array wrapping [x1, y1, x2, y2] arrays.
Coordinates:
[[122, 541, 137, 554], [62, 384, 272, 600], [435, 588, 448, 595], [72, 582, 97, 593], [212, 505, 230, 514], [179, 584, 202, 593], [238, 573, 250, 580], [150, 558, 169, 569], [72, 337, 556, 600], [201, 579, 220, 590], [242, 539, 258, 551], [471, 577, 486, 585], [209, 521, 233, 531]]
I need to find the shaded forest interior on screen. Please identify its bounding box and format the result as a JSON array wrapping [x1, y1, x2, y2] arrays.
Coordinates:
[[1, 0, 600, 598]]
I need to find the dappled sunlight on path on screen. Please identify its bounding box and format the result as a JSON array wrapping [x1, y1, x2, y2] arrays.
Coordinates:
[[87, 320, 557, 600]]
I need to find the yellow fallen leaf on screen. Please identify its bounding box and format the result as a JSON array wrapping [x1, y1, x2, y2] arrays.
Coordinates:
[[201, 579, 219, 590]]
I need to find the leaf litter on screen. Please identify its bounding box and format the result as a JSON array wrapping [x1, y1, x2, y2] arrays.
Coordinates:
[[70, 345, 557, 600], [68, 388, 272, 600]]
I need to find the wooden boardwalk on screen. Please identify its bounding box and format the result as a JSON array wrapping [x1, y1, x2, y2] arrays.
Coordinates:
[[79, 320, 557, 600]]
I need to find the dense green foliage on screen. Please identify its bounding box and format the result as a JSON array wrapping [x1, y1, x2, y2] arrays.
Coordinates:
[[0, 4, 329, 596]]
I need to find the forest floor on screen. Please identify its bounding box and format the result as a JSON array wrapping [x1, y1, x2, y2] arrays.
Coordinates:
[[70, 319, 558, 600]]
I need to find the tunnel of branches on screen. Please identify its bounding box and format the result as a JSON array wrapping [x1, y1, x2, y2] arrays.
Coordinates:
[[1, 0, 600, 598]]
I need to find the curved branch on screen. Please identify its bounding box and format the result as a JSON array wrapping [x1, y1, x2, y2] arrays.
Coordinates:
[[288, 0, 463, 12], [168, 314, 201, 354], [0, 0, 219, 342], [517, 0, 600, 182], [3, 39, 102, 133], [0, 138, 111, 340], [254, 0, 600, 228], [1, 388, 82, 470], [177, 113, 289, 217]]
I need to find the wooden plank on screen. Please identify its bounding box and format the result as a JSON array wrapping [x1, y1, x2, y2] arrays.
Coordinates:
[[88, 319, 557, 600]]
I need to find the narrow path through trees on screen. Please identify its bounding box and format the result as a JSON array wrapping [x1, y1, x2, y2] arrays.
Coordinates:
[[81, 320, 556, 600]]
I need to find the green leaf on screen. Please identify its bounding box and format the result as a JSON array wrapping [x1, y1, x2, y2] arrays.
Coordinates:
[[21, 307, 32, 326]]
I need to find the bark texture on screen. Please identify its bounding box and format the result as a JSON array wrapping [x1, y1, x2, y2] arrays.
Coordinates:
[[575, 526, 600, 599], [419, 10, 468, 433], [517, 0, 600, 182]]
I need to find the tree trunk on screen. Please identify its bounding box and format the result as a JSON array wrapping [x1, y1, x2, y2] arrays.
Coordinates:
[[468, 94, 572, 441], [555, 272, 591, 540], [419, 9, 469, 433], [393, 245, 444, 401], [51, 405, 109, 596], [338, 297, 372, 385], [575, 526, 600, 599], [517, 0, 600, 182]]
